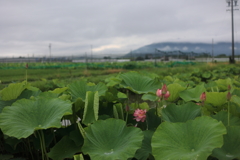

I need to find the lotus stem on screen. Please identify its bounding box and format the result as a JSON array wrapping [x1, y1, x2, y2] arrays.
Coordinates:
[[26, 69, 28, 84], [228, 101, 230, 126], [51, 128, 57, 145], [40, 130, 49, 160], [37, 131, 45, 160], [125, 112, 128, 124], [155, 101, 158, 116]]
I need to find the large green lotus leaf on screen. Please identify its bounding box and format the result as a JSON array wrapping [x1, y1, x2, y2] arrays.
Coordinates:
[[48, 135, 82, 160], [212, 111, 240, 126], [105, 76, 122, 87], [231, 95, 240, 105], [202, 71, 212, 79], [205, 81, 218, 91], [212, 126, 240, 160], [82, 118, 143, 160], [167, 83, 186, 102], [0, 87, 41, 113], [0, 97, 72, 139], [152, 116, 226, 160], [232, 88, 240, 97], [119, 72, 161, 94], [0, 98, 15, 113], [146, 108, 161, 131], [215, 78, 232, 91], [82, 91, 99, 126], [134, 130, 154, 160], [205, 92, 227, 107], [179, 83, 205, 102], [162, 102, 201, 123], [68, 80, 107, 102], [0, 82, 27, 101]]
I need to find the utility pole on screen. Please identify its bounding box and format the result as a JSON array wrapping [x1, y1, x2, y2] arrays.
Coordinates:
[[226, 0, 239, 63], [212, 39, 214, 62], [49, 43, 52, 62], [91, 45, 93, 62]]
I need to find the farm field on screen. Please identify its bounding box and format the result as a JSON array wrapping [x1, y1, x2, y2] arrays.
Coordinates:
[[0, 61, 199, 90], [0, 61, 240, 160]]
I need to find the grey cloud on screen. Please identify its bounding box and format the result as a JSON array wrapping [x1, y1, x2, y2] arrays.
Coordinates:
[[0, 0, 238, 57]]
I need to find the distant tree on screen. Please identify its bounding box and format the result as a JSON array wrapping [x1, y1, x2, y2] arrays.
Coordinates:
[[215, 54, 227, 58], [136, 56, 144, 61]]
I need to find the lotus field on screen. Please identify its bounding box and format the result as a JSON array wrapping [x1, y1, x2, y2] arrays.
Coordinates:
[[1, 64, 240, 160]]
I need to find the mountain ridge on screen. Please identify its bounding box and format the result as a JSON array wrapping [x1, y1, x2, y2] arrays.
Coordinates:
[[125, 42, 240, 57]]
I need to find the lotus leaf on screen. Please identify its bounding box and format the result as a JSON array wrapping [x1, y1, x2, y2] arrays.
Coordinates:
[[119, 72, 161, 94], [82, 91, 99, 126], [152, 116, 226, 160], [68, 80, 107, 102], [212, 126, 240, 160], [141, 93, 157, 102], [179, 83, 205, 102], [167, 83, 186, 102], [215, 78, 232, 91], [0, 97, 72, 139], [212, 111, 240, 126], [0, 82, 27, 101], [146, 108, 161, 131], [202, 72, 212, 79], [162, 102, 201, 122], [82, 118, 143, 160], [134, 130, 154, 160], [48, 135, 82, 160], [205, 92, 227, 107]]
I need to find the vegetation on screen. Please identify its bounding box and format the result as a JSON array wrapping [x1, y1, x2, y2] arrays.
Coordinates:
[[0, 62, 240, 159]]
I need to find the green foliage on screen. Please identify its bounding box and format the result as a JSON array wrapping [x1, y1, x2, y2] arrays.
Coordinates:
[[162, 102, 202, 122], [0, 63, 240, 160], [82, 118, 143, 160], [152, 116, 226, 160], [0, 97, 72, 139]]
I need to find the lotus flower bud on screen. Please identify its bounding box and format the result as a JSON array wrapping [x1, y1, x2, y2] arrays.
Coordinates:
[[156, 89, 162, 97], [200, 92, 206, 102], [164, 91, 170, 100], [161, 84, 168, 94], [227, 92, 231, 101], [228, 85, 231, 91], [125, 105, 130, 112]]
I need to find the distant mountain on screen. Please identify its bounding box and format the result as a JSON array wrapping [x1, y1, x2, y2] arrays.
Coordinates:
[[123, 42, 240, 58]]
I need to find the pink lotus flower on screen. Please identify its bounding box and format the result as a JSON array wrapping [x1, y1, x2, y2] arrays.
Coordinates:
[[133, 109, 147, 122]]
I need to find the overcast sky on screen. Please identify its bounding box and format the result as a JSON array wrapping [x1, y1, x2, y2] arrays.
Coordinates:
[[0, 0, 239, 58]]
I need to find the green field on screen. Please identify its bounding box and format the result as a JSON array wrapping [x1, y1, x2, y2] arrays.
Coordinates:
[[0, 61, 239, 91], [1, 61, 240, 160]]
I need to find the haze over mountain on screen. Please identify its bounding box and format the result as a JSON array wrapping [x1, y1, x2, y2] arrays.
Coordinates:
[[125, 42, 240, 57]]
